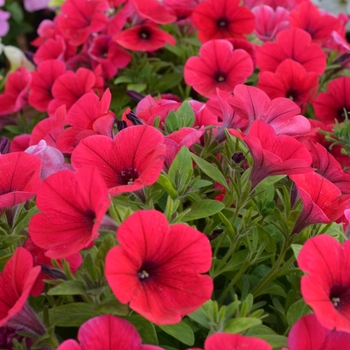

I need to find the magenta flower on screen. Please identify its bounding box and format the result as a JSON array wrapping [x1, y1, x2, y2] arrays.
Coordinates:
[[57, 315, 164, 350], [106, 210, 213, 325], [298, 235, 350, 333], [184, 40, 254, 98]]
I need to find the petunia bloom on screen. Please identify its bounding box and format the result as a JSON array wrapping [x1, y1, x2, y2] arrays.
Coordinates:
[[57, 315, 164, 350], [114, 23, 176, 52], [290, 172, 350, 234], [228, 84, 311, 135], [0, 152, 42, 209], [106, 210, 213, 325], [29, 166, 111, 259], [256, 28, 327, 75], [71, 125, 166, 196], [184, 39, 254, 98], [0, 247, 43, 334], [191, 0, 255, 43], [251, 5, 289, 42], [298, 235, 350, 333], [285, 314, 350, 350], [199, 332, 272, 350], [257, 59, 319, 113], [229, 120, 313, 189], [56, 0, 110, 46], [312, 76, 350, 125]]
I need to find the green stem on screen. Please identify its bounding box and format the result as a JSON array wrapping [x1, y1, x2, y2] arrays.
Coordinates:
[[218, 259, 252, 304], [251, 236, 294, 298]]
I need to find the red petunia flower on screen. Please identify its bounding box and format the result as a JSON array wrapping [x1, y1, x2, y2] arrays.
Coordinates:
[[298, 235, 350, 333], [228, 84, 311, 135], [229, 120, 313, 189], [134, 94, 180, 126], [28, 59, 66, 112], [257, 59, 319, 113], [56, 0, 110, 46], [202, 332, 272, 350], [256, 28, 326, 75], [164, 126, 205, 169], [0, 67, 31, 117], [289, 1, 343, 43], [0, 247, 41, 328], [114, 23, 176, 52], [106, 210, 213, 325], [88, 35, 132, 80], [0, 152, 42, 209], [192, 0, 255, 43], [33, 35, 76, 65], [285, 314, 350, 350], [184, 39, 254, 98], [307, 141, 350, 195], [290, 172, 350, 234], [71, 125, 166, 196], [47, 68, 98, 117], [131, 0, 176, 24], [28, 166, 111, 259], [57, 315, 164, 350], [30, 105, 67, 148], [251, 4, 289, 42], [312, 76, 350, 125]]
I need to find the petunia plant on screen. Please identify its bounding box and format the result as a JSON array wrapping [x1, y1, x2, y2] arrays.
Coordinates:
[[1, 0, 350, 349]]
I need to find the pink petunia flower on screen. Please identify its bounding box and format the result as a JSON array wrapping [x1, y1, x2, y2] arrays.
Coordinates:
[[57, 315, 165, 350], [298, 235, 350, 333], [71, 125, 166, 196], [29, 166, 111, 259], [106, 210, 213, 325], [184, 40, 254, 98]]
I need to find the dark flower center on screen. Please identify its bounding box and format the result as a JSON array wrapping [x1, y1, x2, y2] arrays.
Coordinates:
[[0, 188, 11, 196], [329, 284, 350, 311], [137, 261, 157, 282], [337, 107, 350, 119], [286, 88, 299, 102], [118, 167, 140, 185], [214, 70, 227, 83], [216, 17, 229, 28], [138, 27, 151, 40], [84, 209, 96, 225]]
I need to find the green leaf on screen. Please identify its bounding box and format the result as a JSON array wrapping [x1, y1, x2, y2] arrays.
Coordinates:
[[157, 174, 178, 198], [188, 300, 212, 329], [0, 235, 25, 250], [168, 146, 193, 185], [246, 325, 288, 349], [175, 101, 195, 128], [286, 298, 311, 327], [47, 281, 86, 296], [182, 200, 225, 221], [159, 322, 195, 346], [47, 303, 97, 327], [93, 297, 129, 317], [157, 72, 183, 91], [191, 153, 229, 190], [224, 317, 262, 334], [217, 250, 250, 274], [5, 2, 23, 23], [128, 315, 158, 345], [255, 282, 287, 298], [164, 110, 177, 133], [126, 83, 147, 92], [113, 76, 133, 85], [96, 233, 115, 263], [291, 244, 303, 260]]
